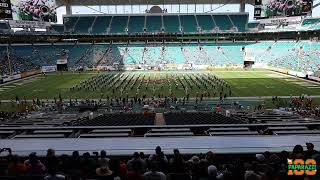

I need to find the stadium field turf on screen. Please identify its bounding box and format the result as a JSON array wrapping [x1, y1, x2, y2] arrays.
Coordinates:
[[0, 70, 320, 100]]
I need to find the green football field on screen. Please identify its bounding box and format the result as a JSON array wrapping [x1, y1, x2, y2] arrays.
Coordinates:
[[0, 70, 320, 100]]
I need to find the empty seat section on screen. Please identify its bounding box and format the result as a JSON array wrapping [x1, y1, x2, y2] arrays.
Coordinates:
[[145, 132, 194, 137], [164, 112, 243, 125], [91, 16, 111, 34], [63, 17, 79, 32], [197, 15, 215, 32], [229, 14, 248, 32], [212, 15, 232, 31], [80, 133, 129, 138], [146, 16, 162, 32], [209, 131, 258, 136], [110, 16, 128, 34], [180, 15, 197, 33], [163, 15, 180, 33], [76, 113, 155, 126], [14, 134, 65, 138], [74, 16, 95, 34], [128, 16, 145, 33]]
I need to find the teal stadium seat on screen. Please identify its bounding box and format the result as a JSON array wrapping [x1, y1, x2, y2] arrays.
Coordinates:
[[196, 15, 216, 32], [3, 41, 320, 73], [110, 16, 129, 34], [300, 18, 320, 30], [163, 44, 185, 64], [229, 14, 248, 32], [120, 45, 145, 64], [248, 22, 260, 29], [144, 46, 162, 65], [91, 16, 112, 34], [51, 24, 64, 34], [74, 16, 95, 34], [128, 16, 145, 34], [180, 15, 198, 33], [0, 22, 10, 30], [63, 16, 79, 33], [302, 18, 320, 26], [163, 15, 180, 33], [212, 15, 233, 31], [146, 16, 162, 33]]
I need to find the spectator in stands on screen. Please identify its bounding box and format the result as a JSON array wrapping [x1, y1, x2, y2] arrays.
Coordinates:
[[57, 154, 69, 175], [202, 151, 216, 166], [95, 158, 116, 180], [140, 152, 147, 162], [256, 154, 265, 163], [169, 149, 186, 173], [44, 149, 58, 172], [149, 146, 168, 162], [143, 161, 166, 180], [24, 152, 46, 176], [127, 152, 146, 173], [291, 144, 304, 159], [99, 150, 110, 166], [188, 156, 201, 180], [206, 165, 221, 180], [244, 170, 261, 180], [305, 142, 318, 159], [126, 160, 144, 180], [279, 150, 289, 164], [109, 159, 126, 180], [69, 151, 81, 177], [148, 146, 168, 173], [80, 152, 96, 177], [44, 167, 66, 180], [7, 155, 26, 176]]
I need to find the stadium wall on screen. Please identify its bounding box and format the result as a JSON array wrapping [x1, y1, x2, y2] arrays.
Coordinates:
[[20, 69, 42, 78]]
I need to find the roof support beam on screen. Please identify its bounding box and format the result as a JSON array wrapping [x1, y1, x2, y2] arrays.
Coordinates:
[[66, 1, 72, 15], [314, 2, 320, 8], [239, 0, 245, 12]]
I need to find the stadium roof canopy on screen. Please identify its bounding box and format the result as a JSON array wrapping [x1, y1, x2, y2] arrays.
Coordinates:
[[56, 0, 254, 6]]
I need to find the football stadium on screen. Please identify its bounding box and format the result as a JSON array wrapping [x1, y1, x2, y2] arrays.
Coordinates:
[[0, 0, 320, 179]]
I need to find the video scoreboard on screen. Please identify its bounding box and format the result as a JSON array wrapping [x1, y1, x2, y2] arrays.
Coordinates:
[[0, 0, 12, 19]]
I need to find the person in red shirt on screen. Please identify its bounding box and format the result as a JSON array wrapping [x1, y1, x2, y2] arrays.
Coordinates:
[[7, 155, 27, 177]]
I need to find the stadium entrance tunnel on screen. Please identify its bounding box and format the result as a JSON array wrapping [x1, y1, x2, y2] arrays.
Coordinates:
[[57, 64, 68, 71], [244, 61, 254, 68]]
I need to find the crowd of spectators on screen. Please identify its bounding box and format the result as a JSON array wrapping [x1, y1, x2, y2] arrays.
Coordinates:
[[0, 144, 319, 180]]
